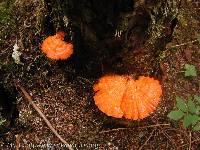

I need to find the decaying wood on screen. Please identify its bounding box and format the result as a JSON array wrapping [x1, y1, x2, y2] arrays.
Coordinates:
[[42, 0, 180, 76]]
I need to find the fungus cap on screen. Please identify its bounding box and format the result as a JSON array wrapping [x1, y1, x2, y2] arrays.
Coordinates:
[[41, 31, 73, 60], [121, 76, 162, 120], [93, 75, 128, 118], [93, 75, 162, 120]]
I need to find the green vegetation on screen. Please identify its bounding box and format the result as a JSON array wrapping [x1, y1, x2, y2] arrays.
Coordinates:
[[168, 63, 199, 131], [0, 117, 6, 127], [168, 95, 200, 131], [184, 64, 197, 77], [0, 1, 14, 46], [0, 2, 12, 24]]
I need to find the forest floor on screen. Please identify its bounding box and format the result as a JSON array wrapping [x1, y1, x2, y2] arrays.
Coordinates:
[[0, 0, 200, 150]]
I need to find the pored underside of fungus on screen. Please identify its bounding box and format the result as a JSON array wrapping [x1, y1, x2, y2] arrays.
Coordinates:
[[93, 75, 162, 120], [41, 31, 73, 60]]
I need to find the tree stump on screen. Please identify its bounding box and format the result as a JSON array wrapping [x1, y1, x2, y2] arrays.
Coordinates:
[[43, 0, 180, 77]]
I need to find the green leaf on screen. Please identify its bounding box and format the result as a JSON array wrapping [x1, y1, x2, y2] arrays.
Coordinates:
[[191, 115, 200, 125], [183, 114, 194, 128], [168, 110, 184, 120], [188, 98, 196, 114], [193, 123, 200, 131], [176, 96, 187, 112], [194, 95, 200, 103], [183, 114, 200, 129], [184, 64, 197, 77], [196, 106, 200, 115]]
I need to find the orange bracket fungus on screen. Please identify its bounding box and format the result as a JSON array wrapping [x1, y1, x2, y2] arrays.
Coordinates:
[[41, 31, 73, 60], [93, 75, 162, 120]]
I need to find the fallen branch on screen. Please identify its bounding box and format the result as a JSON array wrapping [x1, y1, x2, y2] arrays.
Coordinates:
[[16, 84, 74, 150]]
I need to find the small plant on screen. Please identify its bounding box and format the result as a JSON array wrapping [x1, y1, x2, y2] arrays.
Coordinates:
[[184, 64, 197, 77], [0, 117, 6, 127], [168, 95, 200, 131]]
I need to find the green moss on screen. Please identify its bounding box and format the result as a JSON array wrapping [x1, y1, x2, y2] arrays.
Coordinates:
[[0, 2, 12, 24], [0, 1, 14, 45]]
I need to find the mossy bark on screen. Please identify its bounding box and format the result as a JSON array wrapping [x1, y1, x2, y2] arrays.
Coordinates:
[[42, 0, 179, 75]]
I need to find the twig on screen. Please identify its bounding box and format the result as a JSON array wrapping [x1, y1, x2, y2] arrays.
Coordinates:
[[99, 123, 170, 133], [188, 132, 191, 150], [138, 123, 170, 129], [166, 128, 190, 142], [139, 129, 155, 150], [99, 127, 128, 134], [165, 128, 195, 149], [178, 139, 200, 149], [77, 76, 93, 85], [166, 39, 197, 49], [16, 84, 74, 150], [162, 131, 177, 149]]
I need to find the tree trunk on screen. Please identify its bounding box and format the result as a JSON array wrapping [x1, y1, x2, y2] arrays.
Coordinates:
[[43, 0, 179, 77]]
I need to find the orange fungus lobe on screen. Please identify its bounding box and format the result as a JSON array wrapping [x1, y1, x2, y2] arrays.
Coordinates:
[[93, 75, 128, 118], [41, 31, 73, 60], [93, 75, 162, 120]]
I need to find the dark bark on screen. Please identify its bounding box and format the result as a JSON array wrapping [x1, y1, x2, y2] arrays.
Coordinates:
[[43, 0, 179, 76]]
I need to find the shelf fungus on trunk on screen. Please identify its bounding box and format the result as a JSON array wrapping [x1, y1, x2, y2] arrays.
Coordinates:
[[93, 75, 162, 120], [41, 31, 73, 60]]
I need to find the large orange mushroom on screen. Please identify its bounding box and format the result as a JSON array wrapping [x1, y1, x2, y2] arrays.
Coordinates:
[[93, 75, 162, 120], [41, 31, 73, 60], [93, 75, 128, 118]]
